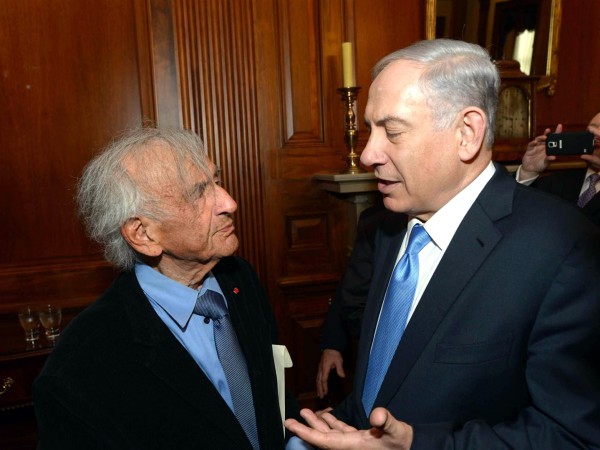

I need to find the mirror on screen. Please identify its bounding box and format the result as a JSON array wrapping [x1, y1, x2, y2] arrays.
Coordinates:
[[426, 0, 561, 95]]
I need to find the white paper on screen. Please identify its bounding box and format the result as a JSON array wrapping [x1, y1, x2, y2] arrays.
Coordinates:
[[272, 344, 293, 431]]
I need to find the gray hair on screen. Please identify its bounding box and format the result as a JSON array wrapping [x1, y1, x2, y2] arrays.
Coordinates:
[[373, 39, 499, 148], [76, 127, 211, 270]]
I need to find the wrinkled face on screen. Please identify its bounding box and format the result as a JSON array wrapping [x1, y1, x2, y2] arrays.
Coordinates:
[[360, 60, 468, 220], [587, 112, 600, 157], [134, 149, 239, 267]]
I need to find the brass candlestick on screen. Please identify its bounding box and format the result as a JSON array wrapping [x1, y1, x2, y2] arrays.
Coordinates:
[[337, 86, 364, 174]]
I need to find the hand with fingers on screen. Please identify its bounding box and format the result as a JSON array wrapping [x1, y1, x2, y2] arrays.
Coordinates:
[[316, 349, 346, 399], [285, 407, 413, 450], [518, 124, 562, 181]]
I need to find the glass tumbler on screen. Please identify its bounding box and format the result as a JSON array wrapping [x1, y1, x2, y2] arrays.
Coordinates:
[[18, 306, 41, 343], [38, 304, 62, 342]]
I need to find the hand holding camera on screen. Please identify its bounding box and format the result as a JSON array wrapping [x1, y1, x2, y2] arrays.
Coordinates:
[[545, 131, 595, 155], [518, 125, 561, 181]]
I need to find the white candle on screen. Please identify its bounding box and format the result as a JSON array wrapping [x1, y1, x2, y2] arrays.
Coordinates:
[[342, 42, 355, 87]]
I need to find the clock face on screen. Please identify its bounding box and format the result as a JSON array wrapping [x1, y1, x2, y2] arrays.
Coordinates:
[[496, 86, 530, 139]]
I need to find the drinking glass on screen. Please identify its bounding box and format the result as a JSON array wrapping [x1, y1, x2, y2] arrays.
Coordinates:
[[38, 304, 62, 342], [18, 306, 41, 343]]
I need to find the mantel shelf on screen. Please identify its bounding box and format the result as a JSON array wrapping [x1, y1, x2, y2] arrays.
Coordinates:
[[313, 172, 380, 252], [313, 172, 378, 194]]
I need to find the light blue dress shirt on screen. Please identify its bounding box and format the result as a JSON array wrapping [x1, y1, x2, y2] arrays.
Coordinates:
[[135, 262, 234, 410], [135, 263, 312, 449]]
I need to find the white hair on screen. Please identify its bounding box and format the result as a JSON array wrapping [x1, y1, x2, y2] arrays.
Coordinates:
[[76, 127, 211, 269]]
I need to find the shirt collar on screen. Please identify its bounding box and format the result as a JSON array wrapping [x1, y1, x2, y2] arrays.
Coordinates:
[[423, 161, 496, 252], [134, 262, 221, 329]]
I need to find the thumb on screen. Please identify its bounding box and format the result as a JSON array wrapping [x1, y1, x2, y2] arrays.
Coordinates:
[[335, 361, 346, 378], [369, 408, 413, 448], [369, 407, 394, 430]]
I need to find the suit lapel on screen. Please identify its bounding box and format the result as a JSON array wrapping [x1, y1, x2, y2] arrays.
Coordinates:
[[371, 170, 514, 409], [122, 272, 251, 448], [583, 192, 600, 225]]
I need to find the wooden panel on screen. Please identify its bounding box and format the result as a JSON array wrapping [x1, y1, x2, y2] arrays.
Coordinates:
[[287, 213, 329, 250], [536, 0, 600, 131], [174, 0, 267, 277], [253, 0, 381, 402], [0, 0, 142, 264], [0, 258, 119, 313], [353, 0, 423, 148], [0, 0, 147, 308], [138, 0, 183, 128], [252, 0, 348, 404], [278, 0, 325, 145]]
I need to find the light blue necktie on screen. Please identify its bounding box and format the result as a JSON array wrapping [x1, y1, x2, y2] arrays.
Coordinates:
[[577, 172, 600, 208], [194, 290, 260, 450], [362, 224, 431, 414]]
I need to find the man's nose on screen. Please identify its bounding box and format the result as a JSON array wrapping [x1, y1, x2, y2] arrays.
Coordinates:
[[216, 185, 238, 214], [360, 134, 382, 168]]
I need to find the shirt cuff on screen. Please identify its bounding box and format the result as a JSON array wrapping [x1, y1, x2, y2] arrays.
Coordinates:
[[515, 165, 539, 185], [286, 436, 315, 450]]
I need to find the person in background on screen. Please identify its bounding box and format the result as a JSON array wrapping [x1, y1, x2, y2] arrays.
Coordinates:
[[316, 200, 391, 399], [286, 39, 600, 449], [33, 127, 307, 449], [515, 111, 600, 225]]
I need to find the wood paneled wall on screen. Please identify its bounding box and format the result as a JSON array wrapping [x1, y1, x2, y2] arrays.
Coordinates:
[[536, 0, 600, 131], [0, 0, 144, 311], [1, 0, 599, 409]]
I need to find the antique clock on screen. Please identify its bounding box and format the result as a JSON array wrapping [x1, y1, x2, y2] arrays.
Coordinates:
[[497, 85, 530, 138], [493, 60, 539, 162]]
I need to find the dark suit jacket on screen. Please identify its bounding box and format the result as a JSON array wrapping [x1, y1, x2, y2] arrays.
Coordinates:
[[333, 168, 600, 449], [533, 167, 600, 226], [321, 200, 394, 352], [34, 256, 299, 449]]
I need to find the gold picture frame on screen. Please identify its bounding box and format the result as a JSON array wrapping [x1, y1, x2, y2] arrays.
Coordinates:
[[425, 0, 561, 95]]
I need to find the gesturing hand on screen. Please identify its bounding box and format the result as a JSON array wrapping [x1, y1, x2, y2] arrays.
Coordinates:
[[285, 407, 413, 450]]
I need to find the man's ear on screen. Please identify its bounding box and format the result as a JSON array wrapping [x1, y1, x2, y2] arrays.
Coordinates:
[[120, 217, 162, 258], [457, 107, 487, 161]]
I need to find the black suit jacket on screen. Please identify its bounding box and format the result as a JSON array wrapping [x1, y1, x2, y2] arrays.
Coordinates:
[[533, 168, 600, 226], [333, 168, 600, 449], [34, 256, 298, 449], [321, 200, 395, 352]]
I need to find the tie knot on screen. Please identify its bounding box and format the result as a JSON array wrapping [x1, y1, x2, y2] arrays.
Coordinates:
[[589, 172, 600, 185], [194, 289, 227, 321], [405, 224, 431, 255]]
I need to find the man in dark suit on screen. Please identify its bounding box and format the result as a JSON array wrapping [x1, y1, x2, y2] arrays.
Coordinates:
[[286, 39, 600, 449], [515, 112, 600, 225], [33, 128, 304, 449], [316, 200, 390, 399]]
